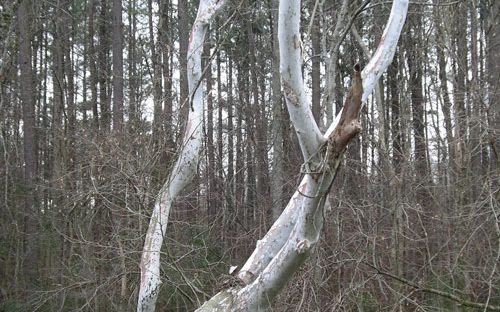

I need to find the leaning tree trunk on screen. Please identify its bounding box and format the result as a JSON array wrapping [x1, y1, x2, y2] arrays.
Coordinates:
[[196, 0, 409, 310], [136, 1, 226, 311], [138, 0, 408, 310]]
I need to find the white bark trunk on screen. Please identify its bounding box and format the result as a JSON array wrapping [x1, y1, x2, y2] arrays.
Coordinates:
[[279, 0, 325, 159], [137, 1, 225, 311], [199, 0, 409, 310], [138, 0, 408, 310]]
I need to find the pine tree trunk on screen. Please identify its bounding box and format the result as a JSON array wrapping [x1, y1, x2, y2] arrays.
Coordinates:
[[18, 0, 39, 288], [112, 0, 124, 133]]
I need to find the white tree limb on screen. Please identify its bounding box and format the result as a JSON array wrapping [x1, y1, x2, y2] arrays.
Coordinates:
[[279, 0, 325, 159], [137, 1, 225, 311], [237, 0, 409, 293], [145, 0, 408, 310], [325, 0, 409, 137]]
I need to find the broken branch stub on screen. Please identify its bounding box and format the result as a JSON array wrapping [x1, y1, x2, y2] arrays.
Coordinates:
[[328, 64, 363, 157]]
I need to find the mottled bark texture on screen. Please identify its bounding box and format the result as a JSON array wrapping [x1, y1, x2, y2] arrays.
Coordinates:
[[137, 1, 226, 311]]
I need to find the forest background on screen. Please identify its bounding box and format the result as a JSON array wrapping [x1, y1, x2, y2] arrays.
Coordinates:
[[0, 0, 499, 311]]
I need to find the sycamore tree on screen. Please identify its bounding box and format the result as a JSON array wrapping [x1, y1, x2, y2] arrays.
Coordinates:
[[137, 0, 409, 311]]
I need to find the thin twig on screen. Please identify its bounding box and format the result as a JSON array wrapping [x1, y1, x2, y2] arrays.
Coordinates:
[[365, 262, 500, 311]]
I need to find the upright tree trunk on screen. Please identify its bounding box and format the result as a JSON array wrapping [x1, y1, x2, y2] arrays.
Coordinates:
[[178, 0, 190, 141], [98, 0, 111, 132], [406, 13, 429, 203], [452, 2, 468, 205], [149, 0, 163, 144], [64, 0, 76, 170], [487, 0, 500, 168], [87, 0, 99, 132], [247, 14, 270, 232], [128, 0, 138, 130], [433, 1, 454, 185], [270, 0, 285, 221], [112, 0, 124, 133], [309, 0, 321, 124], [18, 0, 39, 287], [226, 53, 235, 238], [235, 64, 245, 227], [51, 0, 65, 211], [216, 41, 224, 241], [61, 1, 76, 292], [469, 0, 483, 200], [160, 0, 173, 141], [204, 42, 216, 216], [389, 53, 405, 287], [322, 0, 349, 125]]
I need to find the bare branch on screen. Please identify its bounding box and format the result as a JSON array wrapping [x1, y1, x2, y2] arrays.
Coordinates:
[[325, 0, 409, 137], [366, 263, 500, 311]]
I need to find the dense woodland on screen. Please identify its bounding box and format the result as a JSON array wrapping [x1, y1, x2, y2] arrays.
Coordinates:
[[0, 0, 499, 311]]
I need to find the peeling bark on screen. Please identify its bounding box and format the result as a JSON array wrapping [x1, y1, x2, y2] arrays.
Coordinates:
[[138, 0, 408, 310], [278, 0, 324, 159], [197, 1, 409, 310]]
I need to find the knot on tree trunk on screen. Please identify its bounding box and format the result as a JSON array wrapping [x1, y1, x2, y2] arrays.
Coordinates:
[[296, 239, 311, 254]]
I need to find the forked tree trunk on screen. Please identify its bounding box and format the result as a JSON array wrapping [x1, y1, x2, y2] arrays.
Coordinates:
[[197, 0, 409, 310], [18, 0, 39, 287], [138, 0, 408, 311]]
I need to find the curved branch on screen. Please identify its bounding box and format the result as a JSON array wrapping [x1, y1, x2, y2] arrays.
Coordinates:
[[325, 0, 409, 137], [279, 0, 324, 159], [361, 0, 408, 102], [137, 1, 225, 311]]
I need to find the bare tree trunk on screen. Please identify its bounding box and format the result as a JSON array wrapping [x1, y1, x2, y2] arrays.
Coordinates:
[[216, 40, 224, 242], [322, 0, 349, 125], [18, 0, 39, 287], [160, 0, 173, 143], [149, 0, 162, 144], [235, 63, 245, 228], [226, 53, 235, 240], [204, 41, 216, 216], [51, 0, 65, 211], [197, 0, 409, 310], [64, 0, 76, 173], [487, 0, 500, 168], [87, 0, 99, 132], [112, 0, 124, 133], [178, 0, 190, 142], [433, 1, 454, 185], [309, 0, 321, 124], [98, 0, 111, 132], [247, 12, 270, 233], [406, 12, 429, 203], [137, 1, 226, 310], [452, 2, 468, 206], [270, 0, 285, 221], [468, 0, 487, 205], [128, 0, 138, 130]]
